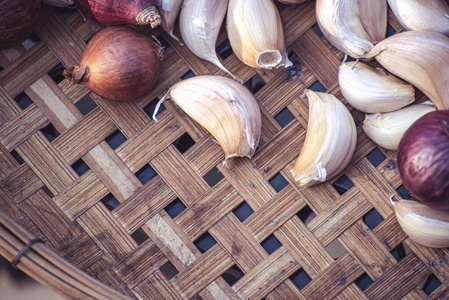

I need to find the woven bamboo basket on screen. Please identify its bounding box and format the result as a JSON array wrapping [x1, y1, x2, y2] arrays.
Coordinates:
[[1, 1, 448, 299]]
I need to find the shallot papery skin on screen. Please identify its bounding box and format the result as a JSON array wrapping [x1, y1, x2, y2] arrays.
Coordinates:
[[397, 110, 449, 210], [63, 26, 163, 101]]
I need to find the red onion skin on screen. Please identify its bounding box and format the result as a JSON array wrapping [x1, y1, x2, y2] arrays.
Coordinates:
[[0, 0, 41, 50], [63, 26, 163, 101], [397, 110, 449, 210], [74, 0, 162, 27], [277, 0, 308, 4]]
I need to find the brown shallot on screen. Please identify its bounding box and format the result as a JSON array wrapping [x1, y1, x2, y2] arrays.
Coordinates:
[[63, 26, 163, 101]]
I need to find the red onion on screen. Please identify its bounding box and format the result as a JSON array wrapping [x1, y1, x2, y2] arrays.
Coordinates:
[[74, 0, 162, 28], [63, 26, 163, 101], [397, 110, 449, 210], [0, 0, 41, 50], [277, 0, 308, 4]]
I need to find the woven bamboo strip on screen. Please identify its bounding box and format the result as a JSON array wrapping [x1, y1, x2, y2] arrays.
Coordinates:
[[210, 213, 268, 272], [0, 163, 44, 204], [53, 107, 116, 164], [19, 189, 81, 249], [364, 253, 431, 299], [0, 104, 48, 151], [53, 170, 109, 220]]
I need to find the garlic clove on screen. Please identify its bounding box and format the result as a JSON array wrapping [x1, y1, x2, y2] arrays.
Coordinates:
[[290, 89, 357, 186], [338, 61, 415, 113], [227, 0, 292, 69], [363, 101, 437, 150], [154, 75, 261, 160], [362, 30, 449, 110], [315, 0, 387, 58], [391, 197, 449, 248], [180, 0, 241, 82], [159, 0, 184, 43], [387, 0, 449, 35]]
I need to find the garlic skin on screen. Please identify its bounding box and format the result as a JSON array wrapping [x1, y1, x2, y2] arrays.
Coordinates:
[[227, 0, 292, 69], [160, 0, 183, 42], [316, 0, 387, 58], [290, 90, 357, 186], [363, 101, 436, 150], [387, 0, 449, 35], [338, 61, 415, 113], [392, 198, 449, 248], [180, 0, 240, 82], [155, 75, 261, 160], [362, 30, 449, 110]]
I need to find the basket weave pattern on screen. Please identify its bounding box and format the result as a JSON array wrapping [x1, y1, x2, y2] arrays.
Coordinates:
[[1, 2, 449, 299]]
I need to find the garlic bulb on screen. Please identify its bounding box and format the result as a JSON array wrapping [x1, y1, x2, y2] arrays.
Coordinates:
[[154, 75, 261, 160], [391, 197, 449, 248], [363, 101, 436, 150], [362, 30, 449, 110], [180, 0, 240, 82], [227, 0, 292, 69], [160, 0, 183, 42], [290, 90, 357, 186], [316, 0, 387, 58], [338, 61, 415, 113], [387, 0, 449, 35]]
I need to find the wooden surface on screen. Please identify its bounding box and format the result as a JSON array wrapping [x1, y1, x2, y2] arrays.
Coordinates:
[[1, 2, 448, 299]]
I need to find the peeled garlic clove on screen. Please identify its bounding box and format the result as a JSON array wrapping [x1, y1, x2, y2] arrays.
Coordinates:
[[227, 0, 292, 69], [316, 0, 387, 58], [363, 101, 436, 150], [391, 197, 449, 248], [362, 30, 449, 110], [387, 0, 449, 35], [290, 90, 357, 186], [180, 0, 240, 82], [160, 0, 184, 42], [155, 75, 261, 160], [338, 61, 415, 113]]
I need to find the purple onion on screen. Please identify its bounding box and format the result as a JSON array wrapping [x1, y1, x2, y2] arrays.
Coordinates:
[[397, 110, 449, 210]]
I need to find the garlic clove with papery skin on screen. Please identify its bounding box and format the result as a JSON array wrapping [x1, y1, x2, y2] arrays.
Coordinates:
[[227, 0, 292, 69], [315, 0, 387, 58], [363, 101, 436, 151], [154, 75, 261, 160], [387, 0, 449, 35], [290, 90, 357, 187], [338, 61, 415, 113], [391, 197, 449, 248], [361, 30, 449, 110], [180, 0, 241, 82], [159, 0, 184, 43]]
